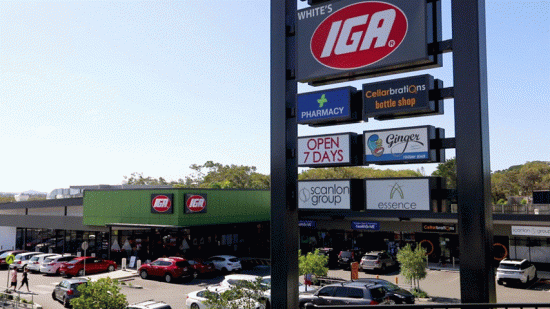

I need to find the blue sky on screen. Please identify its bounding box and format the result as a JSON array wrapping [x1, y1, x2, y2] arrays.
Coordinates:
[[0, 0, 548, 193]]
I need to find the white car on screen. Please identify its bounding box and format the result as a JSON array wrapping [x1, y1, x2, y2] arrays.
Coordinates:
[[205, 255, 242, 273], [9, 252, 41, 271], [496, 259, 537, 285], [40, 254, 76, 274], [220, 274, 261, 287], [186, 286, 264, 309], [127, 300, 172, 309], [26, 253, 59, 273]]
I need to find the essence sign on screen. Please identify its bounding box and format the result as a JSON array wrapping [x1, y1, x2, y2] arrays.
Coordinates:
[[296, 0, 441, 85], [365, 178, 435, 211], [298, 133, 359, 167]]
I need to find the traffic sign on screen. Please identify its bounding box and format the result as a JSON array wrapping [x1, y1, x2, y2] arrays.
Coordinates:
[[81, 241, 89, 251], [5, 254, 14, 265]]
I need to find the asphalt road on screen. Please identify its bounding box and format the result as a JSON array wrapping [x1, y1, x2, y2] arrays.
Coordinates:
[[3, 266, 550, 308]]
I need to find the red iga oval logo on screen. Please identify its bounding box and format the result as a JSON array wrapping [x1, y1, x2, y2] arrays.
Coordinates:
[[186, 195, 206, 212], [152, 195, 172, 212], [311, 1, 408, 70]]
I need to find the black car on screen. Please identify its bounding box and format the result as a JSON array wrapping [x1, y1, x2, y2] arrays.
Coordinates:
[[353, 278, 415, 304], [298, 281, 388, 308], [337, 249, 361, 269]]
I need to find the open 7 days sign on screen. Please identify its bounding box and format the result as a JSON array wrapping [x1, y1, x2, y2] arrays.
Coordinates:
[[296, 0, 441, 85]]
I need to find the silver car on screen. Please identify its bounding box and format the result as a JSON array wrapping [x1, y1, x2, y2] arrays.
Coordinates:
[[359, 251, 397, 273], [52, 278, 88, 308]]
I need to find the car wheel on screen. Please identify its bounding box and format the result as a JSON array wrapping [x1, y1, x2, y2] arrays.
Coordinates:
[[107, 265, 115, 272], [385, 298, 397, 305], [63, 297, 72, 308], [380, 264, 386, 273], [221, 267, 228, 274], [497, 279, 504, 285], [52, 291, 57, 301], [77, 269, 85, 276], [140, 270, 148, 279], [190, 303, 200, 309], [192, 271, 198, 280], [164, 273, 172, 283]]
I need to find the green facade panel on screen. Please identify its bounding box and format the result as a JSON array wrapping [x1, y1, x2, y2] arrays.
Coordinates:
[[83, 189, 270, 227]]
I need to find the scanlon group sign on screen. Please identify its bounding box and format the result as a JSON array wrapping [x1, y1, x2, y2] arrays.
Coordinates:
[[298, 180, 362, 210], [296, 0, 441, 85]]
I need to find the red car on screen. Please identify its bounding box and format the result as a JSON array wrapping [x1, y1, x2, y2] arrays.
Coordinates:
[[0, 250, 26, 269], [138, 257, 197, 283], [59, 257, 116, 277], [188, 258, 216, 278]]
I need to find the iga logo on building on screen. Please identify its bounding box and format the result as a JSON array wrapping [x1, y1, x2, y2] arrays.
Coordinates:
[[185, 194, 207, 214], [311, 1, 408, 70], [151, 194, 174, 214]]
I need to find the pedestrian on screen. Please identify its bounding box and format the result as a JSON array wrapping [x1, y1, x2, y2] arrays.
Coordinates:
[[18, 266, 30, 292], [10, 269, 17, 291]]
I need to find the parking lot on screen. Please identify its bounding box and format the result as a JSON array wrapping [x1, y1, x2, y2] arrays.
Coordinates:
[[3, 265, 550, 308]]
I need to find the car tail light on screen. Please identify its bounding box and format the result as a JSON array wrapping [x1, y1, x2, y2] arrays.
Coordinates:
[[375, 261, 380, 264], [67, 290, 74, 295], [351, 252, 354, 259], [338, 252, 342, 257], [369, 300, 379, 305]]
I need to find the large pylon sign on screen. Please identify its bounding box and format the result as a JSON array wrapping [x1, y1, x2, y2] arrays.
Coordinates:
[[271, 0, 494, 306], [296, 0, 442, 85]]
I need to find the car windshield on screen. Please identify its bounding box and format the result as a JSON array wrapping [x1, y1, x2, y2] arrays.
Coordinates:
[[363, 255, 378, 260], [378, 281, 399, 291], [499, 263, 521, 270], [340, 251, 352, 258], [67, 259, 81, 264], [228, 258, 239, 263], [30, 256, 40, 262]]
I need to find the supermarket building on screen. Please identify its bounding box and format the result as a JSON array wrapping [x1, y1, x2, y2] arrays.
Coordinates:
[[1, 186, 550, 267]]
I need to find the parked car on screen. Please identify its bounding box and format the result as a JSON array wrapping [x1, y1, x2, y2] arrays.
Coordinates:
[[59, 257, 116, 277], [52, 278, 88, 308], [40, 254, 76, 275], [26, 253, 59, 273], [337, 249, 361, 269], [298, 281, 388, 308], [205, 255, 242, 273], [353, 278, 415, 304], [496, 259, 537, 285], [186, 286, 264, 309], [359, 251, 397, 273], [139, 257, 197, 283], [9, 252, 41, 271], [188, 258, 216, 278], [127, 300, 172, 309], [0, 250, 26, 269], [317, 248, 338, 269]]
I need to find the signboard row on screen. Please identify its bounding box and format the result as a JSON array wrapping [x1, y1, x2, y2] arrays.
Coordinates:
[[298, 177, 443, 211], [300, 220, 457, 233], [151, 194, 207, 214], [298, 74, 443, 126], [298, 125, 444, 167]]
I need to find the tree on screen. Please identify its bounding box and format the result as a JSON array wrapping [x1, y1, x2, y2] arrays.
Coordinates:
[[431, 158, 456, 189], [123, 172, 171, 186], [298, 249, 328, 278], [396, 244, 427, 292], [203, 279, 266, 309], [299, 166, 421, 180], [179, 161, 270, 189], [70, 278, 128, 309]]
